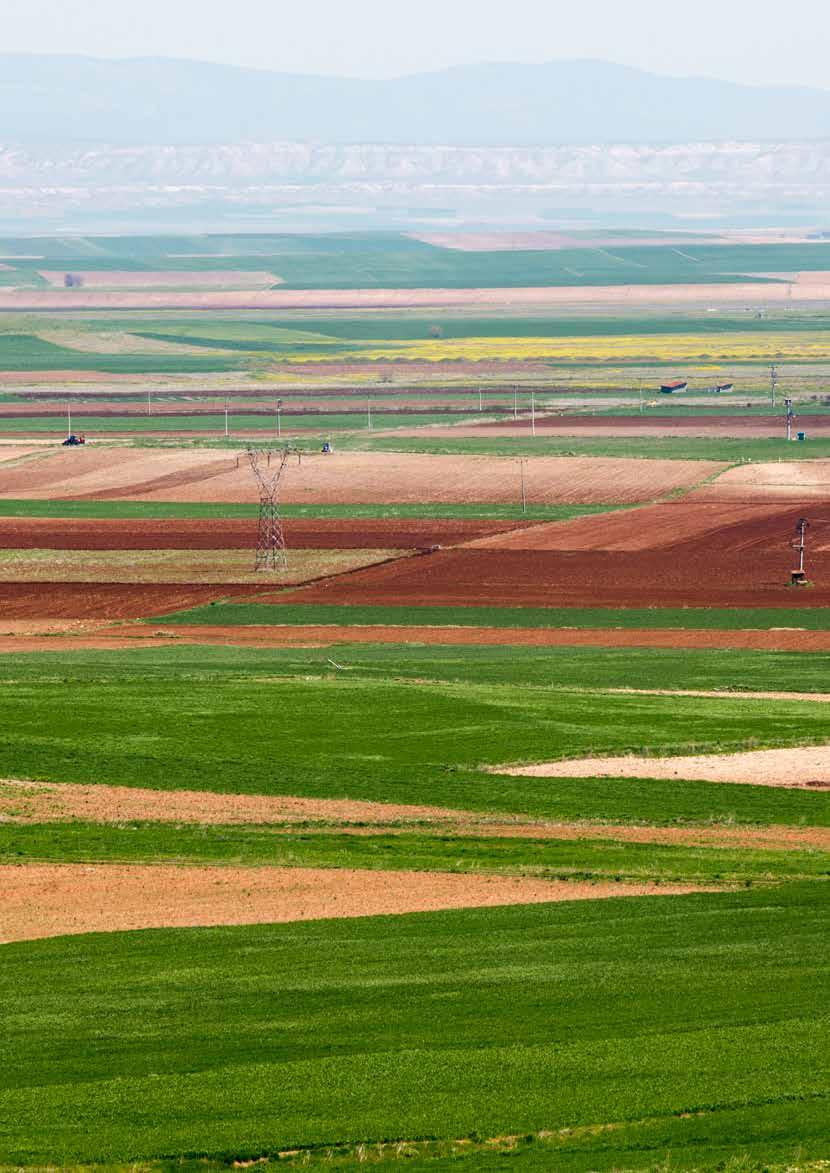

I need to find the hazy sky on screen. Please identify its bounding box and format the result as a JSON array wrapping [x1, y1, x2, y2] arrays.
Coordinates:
[[5, 0, 830, 89]]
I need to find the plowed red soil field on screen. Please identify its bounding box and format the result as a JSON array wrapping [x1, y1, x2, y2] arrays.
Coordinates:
[[0, 582, 270, 619], [0, 517, 525, 550], [289, 504, 830, 608]]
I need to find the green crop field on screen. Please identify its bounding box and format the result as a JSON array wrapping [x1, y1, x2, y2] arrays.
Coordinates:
[[0, 411, 491, 434], [0, 498, 621, 521], [0, 332, 241, 373], [3, 820, 826, 884], [1, 636, 828, 1170], [1, 644, 828, 826], [160, 601, 830, 631], [343, 433, 830, 460], [1, 231, 829, 288], [1, 884, 827, 1167]]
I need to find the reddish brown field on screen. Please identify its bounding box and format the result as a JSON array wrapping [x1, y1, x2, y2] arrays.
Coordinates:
[[287, 502, 830, 607], [0, 582, 270, 619], [464, 502, 802, 551], [0, 516, 526, 551]]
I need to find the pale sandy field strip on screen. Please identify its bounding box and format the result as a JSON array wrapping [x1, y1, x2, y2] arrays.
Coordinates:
[[496, 745, 830, 788], [0, 863, 712, 944], [693, 460, 830, 502], [1, 276, 830, 310]]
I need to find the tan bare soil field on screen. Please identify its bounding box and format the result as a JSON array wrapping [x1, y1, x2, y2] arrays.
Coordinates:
[[0, 547, 404, 585], [2, 780, 826, 851], [1, 279, 829, 312], [98, 623, 830, 653], [498, 745, 830, 788], [0, 446, 236, 500], [0, 447, 722, 505], [693, 460, 830, 502], [0, 863, 708, 943], [38, 270, 280, 289], [0, 780, 460, 827], [0, 445, 42, 464], [412, 232, 726, 251]]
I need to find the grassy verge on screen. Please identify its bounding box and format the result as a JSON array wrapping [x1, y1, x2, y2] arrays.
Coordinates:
[[1, 884, 827, 1166], [159, 601, 830, 630], [2, 822, 825, 884]]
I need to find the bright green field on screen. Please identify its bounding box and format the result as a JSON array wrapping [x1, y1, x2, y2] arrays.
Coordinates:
[[342, 433, 830, 460], [0, 333, 240, 373], [160, 601, 830, 631], [1, 644, 828, 827], [0, 498, 620, 521], [1, 884, 827, 1167], [0, 411, 488, 434], [3, 821, 825, 885], [2, 642, 829, 1168]]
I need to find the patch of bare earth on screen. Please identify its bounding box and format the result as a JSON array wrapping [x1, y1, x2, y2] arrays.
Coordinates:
[[2, 781, 825, 851], [0, 864, 704, 943], [0, 781, 460, 827], [496, 745, 830, 788], [1, 280, 828, 311], [104, 624, 830, 653]]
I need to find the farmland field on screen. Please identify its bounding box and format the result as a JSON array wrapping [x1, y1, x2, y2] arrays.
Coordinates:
[[1, 229, 829, 1173]]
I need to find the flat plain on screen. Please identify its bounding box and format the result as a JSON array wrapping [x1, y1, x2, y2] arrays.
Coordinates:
[[0, 230, 828, 1173]]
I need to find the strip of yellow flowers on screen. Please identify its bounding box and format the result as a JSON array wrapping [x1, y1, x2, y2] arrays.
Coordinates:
[[277, 333, 830, 364]]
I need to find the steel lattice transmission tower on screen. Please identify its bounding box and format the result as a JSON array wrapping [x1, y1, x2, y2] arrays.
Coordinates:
[[247, 446, 290, 571]]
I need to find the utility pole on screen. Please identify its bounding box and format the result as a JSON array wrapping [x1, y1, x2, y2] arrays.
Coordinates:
[[531, 390, 536, 437], [639, 380, 644, 415], [367, 396, 373, 430], [791, 517, 809, 585], [66, 401, 71, 437], [224, 398, 230, 439], [784, 397, 794, 443], [478, 387, 483, 412], [519, 458, 527, 514], [513, 385, 518, 421], [769, 363, 778, 409], [147, 388, 151, 417], [275, 398, 282, 439]]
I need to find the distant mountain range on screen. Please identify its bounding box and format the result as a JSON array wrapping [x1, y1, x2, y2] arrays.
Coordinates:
[[3, 55, 830, 146]]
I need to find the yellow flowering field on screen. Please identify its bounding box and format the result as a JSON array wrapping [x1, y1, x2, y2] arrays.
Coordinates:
[[280, 332, 830, 364]]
